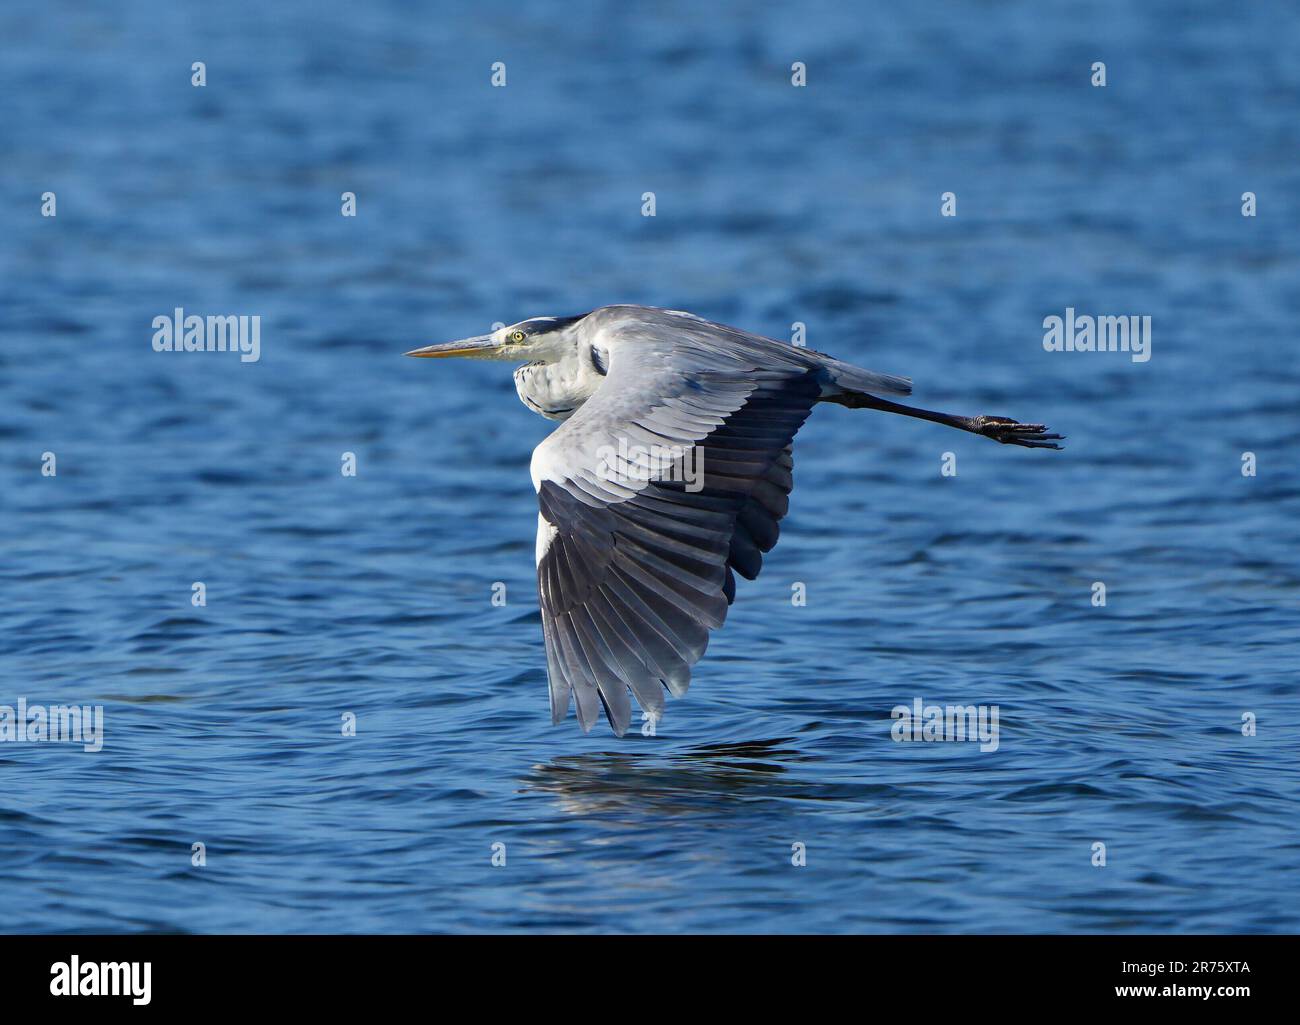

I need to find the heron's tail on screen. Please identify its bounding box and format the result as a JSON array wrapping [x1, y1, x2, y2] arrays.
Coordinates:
[[819, 355, 913, 398]]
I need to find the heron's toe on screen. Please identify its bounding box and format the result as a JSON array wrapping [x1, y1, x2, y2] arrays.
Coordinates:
[[973, 416, 1065, 449]]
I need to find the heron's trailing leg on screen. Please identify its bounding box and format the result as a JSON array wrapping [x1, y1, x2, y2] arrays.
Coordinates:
[[831, 392, 1064, 450]]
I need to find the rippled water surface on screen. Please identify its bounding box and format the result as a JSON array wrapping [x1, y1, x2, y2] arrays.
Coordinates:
[[2, 0, 1299, 932]]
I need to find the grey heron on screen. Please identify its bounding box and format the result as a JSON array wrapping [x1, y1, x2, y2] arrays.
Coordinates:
[[407, 305, 1061, 736]]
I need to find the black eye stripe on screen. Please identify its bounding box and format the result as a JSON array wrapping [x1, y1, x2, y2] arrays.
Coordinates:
[[512, 314, 585, 337]]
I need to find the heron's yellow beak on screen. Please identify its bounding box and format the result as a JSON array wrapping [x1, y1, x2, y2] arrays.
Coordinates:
[[404, 334, 500, 359]]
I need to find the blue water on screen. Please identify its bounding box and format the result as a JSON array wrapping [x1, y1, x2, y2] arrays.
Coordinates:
[[2, 0, 1298, 933]]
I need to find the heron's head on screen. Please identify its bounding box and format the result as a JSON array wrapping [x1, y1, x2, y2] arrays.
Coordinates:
[[405, 315, 585, 364]]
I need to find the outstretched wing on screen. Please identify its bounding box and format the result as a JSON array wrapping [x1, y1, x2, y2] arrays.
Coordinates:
[[531, 319, 826, 735]]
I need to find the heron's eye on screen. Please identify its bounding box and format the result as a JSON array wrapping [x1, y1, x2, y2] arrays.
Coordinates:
[[510, 330, 526, 343]]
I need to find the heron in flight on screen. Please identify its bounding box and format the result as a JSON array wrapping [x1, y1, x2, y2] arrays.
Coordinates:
[[407, 305, 1060, 736]]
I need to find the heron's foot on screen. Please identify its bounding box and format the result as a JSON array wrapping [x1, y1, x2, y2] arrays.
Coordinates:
[[971, 415, 1064, 450]]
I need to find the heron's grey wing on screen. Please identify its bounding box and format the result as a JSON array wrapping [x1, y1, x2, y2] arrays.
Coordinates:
[[532, 334, 821, 735]]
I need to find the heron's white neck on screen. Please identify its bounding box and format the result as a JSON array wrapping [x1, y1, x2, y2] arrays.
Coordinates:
[[512, 341, 607, 421]]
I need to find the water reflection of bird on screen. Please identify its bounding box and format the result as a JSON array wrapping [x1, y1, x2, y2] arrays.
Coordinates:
[[408, 306, 1061, 736], [525, 739, 800, 817]]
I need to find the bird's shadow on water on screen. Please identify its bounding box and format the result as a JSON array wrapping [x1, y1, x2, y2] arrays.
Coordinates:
[[520, 737, 877, 818]]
